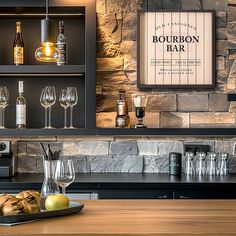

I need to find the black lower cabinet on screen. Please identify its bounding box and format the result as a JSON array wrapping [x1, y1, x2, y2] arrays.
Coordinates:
[[99, 190, 173, 199], [174, 191, 236, 199]]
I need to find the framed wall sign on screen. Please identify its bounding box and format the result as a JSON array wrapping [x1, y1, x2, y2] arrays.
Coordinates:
[[137, 10, 215, 89]]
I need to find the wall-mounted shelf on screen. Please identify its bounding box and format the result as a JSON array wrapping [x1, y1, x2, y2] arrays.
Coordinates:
[[0, 128, 94, 136], [1, 128, 236, 137], [0, 65, 85, 76], [96, 128, 236, 136]]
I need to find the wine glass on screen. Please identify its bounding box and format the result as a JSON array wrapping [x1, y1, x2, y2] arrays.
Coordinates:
[[132, 94, 148, 128], [67, 87, 78, 128], [45, 86, 56, 129], [59, 89, 69, 128], [54, 160, 75, 195], [40, 88, 49, 128], [0, 86, 9, 129]]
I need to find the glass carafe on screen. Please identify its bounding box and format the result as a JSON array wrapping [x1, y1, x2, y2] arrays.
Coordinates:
[[40, 160, 60, 211]]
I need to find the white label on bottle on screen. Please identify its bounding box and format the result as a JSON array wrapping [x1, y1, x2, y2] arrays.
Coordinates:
[[16, 104, 26, 125]]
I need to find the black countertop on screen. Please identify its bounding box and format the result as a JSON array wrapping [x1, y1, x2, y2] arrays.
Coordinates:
[[0, 173, 236, 192]]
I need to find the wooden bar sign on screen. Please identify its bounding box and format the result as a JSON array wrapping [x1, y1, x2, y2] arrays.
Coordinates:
[[137, 10, 215, 89]]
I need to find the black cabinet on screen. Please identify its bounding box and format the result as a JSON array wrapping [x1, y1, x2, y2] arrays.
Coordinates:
[[1, 174, 236, 199], [99, 189, 173, 199], [174, 190, 236, 199], [0, 0, 96, 135]]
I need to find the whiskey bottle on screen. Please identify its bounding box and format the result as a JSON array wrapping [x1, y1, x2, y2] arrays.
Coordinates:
[[13, 22, 24, 65], [16, 81, 26, 129], [56, 21, 66, 66], [115, 89, 131, 128]]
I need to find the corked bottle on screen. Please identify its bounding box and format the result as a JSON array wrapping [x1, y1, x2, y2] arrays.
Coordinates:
[[115, 89, 131, 128]]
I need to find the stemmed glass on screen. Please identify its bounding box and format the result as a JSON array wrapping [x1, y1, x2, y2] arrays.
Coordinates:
[[40, 88, 48, 128], [0, 86, 9, 129], [59, 89, 69, 128], [67, 87, 78, 128], [54, 160, 75, 195], [40, 86, 56, 129]]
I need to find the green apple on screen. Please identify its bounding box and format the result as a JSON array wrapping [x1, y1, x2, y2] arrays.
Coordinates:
[[45, 194, 69, 211]]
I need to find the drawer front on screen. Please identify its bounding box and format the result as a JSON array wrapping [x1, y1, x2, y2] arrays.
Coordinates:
[[99, 190, 173, 199], [174, 191, 236, 199]]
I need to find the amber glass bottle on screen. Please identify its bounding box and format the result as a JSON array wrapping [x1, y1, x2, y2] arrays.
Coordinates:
[[13, 22, 24, 65], [115, 89, 131, 128]]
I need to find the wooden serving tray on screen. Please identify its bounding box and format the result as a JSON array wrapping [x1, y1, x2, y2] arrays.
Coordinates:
[[0, 202, 84, 226]]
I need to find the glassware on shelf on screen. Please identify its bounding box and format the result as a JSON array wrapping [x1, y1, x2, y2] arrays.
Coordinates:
[[54, 159, 75, 195], [0, 86, 9, 129], [40, 159, 60, 211], [206, 152, 218, 176], [185, 152, 195, 176], [132, 94, 148, 128], [59, 89, 69, 128], [40, 86, 56, 129], [40, 88, 48, 128], [66, 87, 78, 128], [218, 153, 229, 176], [196, 152, 206, 176]]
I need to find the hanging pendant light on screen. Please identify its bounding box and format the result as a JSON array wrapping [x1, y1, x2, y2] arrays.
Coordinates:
[[35, 0, 60, 62]]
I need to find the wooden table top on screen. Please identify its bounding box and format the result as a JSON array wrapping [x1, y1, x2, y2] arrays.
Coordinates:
[[1, 200, 236, 236]]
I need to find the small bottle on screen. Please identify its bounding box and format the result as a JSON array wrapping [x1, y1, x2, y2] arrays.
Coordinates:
[[56, 21, 66, 66], [16, 81, 26, 129], [115, 89, 131, 128], [13, 22, 24, 65]]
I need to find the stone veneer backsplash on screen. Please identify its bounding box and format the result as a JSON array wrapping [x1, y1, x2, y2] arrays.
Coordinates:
[[15, 137, 236, 174], [96, 0, 236, 128]]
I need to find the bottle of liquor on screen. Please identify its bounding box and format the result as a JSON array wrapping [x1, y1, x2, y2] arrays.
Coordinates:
[[115, 89, 131, 128], [13, 22, 24, 65], [16, 81, 26, 129], [56, 21, 66, 66]]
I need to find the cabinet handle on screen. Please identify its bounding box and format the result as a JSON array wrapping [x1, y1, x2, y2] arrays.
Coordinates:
[[179, 196, 190, 199], [157, 195, 168, 199]]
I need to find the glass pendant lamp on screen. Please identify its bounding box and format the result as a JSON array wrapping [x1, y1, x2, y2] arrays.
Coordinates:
[[35, 0, 60, 62]]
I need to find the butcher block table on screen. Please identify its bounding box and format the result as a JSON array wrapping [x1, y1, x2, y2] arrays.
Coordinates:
[[1, 200, 236, 236]]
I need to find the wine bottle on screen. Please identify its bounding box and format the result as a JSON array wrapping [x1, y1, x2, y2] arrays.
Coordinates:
[[13, 22, 24, 65], [56, 21, 66, 66], [16, 81, 26, 129]]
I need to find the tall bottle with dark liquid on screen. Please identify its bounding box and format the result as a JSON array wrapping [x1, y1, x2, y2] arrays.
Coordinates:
[[16, 81, 26, 129], [115, 89, 131, 128], [13, 22, 24, 65], [56, 21, 66, 66]]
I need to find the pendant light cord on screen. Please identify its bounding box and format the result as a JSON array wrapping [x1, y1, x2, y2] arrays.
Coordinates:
[[46, 0, 49, 19]]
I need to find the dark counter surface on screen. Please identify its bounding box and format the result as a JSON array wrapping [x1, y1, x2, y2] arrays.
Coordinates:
[[0, 173, 236, 191]]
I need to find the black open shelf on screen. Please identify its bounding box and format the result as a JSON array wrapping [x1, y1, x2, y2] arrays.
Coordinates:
[[0, 128, 94, 136], [0, 0, 96, 133], [96, 128, 236, 136], [0, 65, 85, 75], [1, 128, 236, 137]]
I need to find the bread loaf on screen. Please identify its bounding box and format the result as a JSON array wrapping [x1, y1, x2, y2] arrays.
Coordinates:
[[0, 190, 41, 216], [16, 190, 41, 213]]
